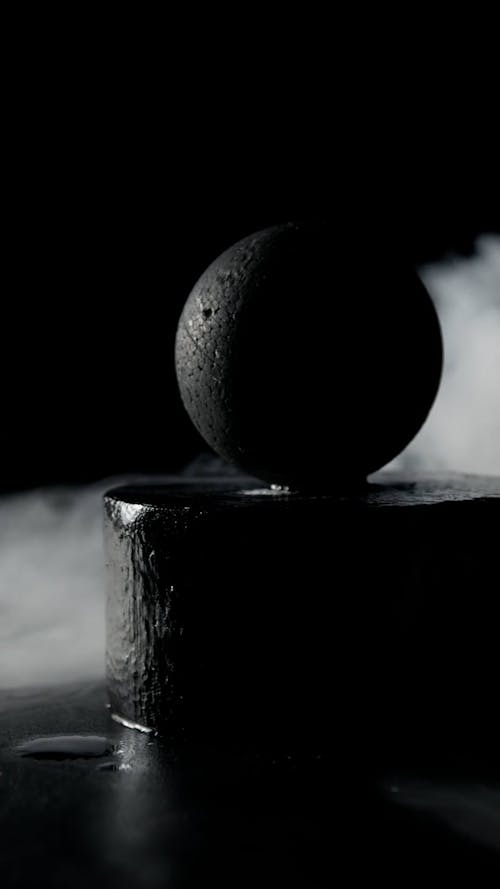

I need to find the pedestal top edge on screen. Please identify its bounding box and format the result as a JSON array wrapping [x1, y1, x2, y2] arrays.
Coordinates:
[[103, 472, 500, 509]]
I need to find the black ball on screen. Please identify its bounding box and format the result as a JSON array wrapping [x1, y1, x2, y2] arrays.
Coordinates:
[[175, 222, 443, 488]]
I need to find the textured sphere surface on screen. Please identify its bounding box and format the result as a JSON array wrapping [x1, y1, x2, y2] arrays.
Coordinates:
[[175, 223, 443, 487]]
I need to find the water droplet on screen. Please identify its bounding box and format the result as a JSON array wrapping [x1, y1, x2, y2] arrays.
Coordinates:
[[111, 713, 154, 734], [16, 735, 113, 760]]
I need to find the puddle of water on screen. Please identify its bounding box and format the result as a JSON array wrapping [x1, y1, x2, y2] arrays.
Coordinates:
[[16, 734, 114, 760]]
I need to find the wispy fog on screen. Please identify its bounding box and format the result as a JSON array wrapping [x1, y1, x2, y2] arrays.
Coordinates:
[[388, 235, 500, 475], [0, 485, 105, 689], [386, 777, 500, 852], [0, 238, 498, 690]]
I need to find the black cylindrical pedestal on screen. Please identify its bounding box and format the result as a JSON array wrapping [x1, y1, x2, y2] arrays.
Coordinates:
[[105, 474, 500, 759]]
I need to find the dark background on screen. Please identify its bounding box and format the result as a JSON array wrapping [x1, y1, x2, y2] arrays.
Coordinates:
[[1, 30, 500, 888], [2, 32, 498, 492]]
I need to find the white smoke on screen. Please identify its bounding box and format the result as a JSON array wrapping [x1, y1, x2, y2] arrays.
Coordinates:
[[388, 235, 500, 476], [0, 240, 498, 690], [385, 778, 500, 852], [0, 484, 105, 690]]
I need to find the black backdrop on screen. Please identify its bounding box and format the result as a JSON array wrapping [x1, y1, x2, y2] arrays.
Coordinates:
[[2, 44, 499, 492]]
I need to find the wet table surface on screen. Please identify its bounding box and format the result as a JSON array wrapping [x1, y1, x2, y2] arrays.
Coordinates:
[[1, 474, 500, 886], [2, 680, 500, 888]]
